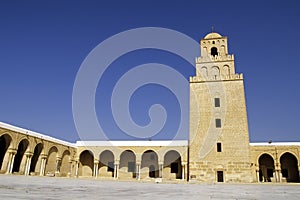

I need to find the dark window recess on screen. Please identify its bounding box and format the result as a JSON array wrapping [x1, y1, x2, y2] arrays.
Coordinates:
[[216, 119, 221, 128], [217, 143, 222, 152], [282, 169, 288, 178], [217, 171, 224, 182], [211, 47, 218, 57], [128, 162, 135, 172], [267, 168, 274, 178], [149, 165, 155, 178], [108, 161, 114, 172], [214, 98, 220, 107], [171, 162, 179, 173]]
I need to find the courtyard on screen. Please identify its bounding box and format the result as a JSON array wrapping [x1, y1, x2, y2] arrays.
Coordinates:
[[0, 175, 299, 200]]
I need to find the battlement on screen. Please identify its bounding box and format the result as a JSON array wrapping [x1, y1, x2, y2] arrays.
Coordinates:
[[196, 54, 234, 63], [189, 73, 243, 83]]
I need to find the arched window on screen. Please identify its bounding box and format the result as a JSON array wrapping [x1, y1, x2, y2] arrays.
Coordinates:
[[200, 67, 208, 77], [211, 47, 218, 57], [211, 66, 220, 79], [223, 65, 230, 76]]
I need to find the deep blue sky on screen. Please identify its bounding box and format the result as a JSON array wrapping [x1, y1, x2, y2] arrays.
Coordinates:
[[0, 0, 299, 142]]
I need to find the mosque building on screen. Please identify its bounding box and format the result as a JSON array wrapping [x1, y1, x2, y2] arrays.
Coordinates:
[[0, 31, 299, 183]]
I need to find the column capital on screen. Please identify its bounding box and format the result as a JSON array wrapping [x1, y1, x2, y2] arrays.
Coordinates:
[[7, 148, 17, 154], [94, 159, 99, 164], [114, 160, 120, 165], [25, 152, 34, 157]]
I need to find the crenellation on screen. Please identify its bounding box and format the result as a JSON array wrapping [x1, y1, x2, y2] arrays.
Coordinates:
[[189, 73, 243, 83], [195, 54, 234, 63]]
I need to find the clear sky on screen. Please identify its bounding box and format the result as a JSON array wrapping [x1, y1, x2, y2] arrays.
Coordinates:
[[0, 0, 299, 142]]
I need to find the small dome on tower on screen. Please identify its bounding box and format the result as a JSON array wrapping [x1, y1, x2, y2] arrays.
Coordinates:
[[204, 32, 222, 39]]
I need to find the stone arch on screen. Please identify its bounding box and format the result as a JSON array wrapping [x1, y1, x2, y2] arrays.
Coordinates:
[[29, 143, 43, 175], [280, 152, 300, 182], [79, 150, 94, 177], [0, 134, 12, 171], [60, 149, 71, 177], [99, 150, 114, 178], [12, 138, 29, 174], [45, 146, 58, 175], [163, 150, 182, 179], [119, 150, 136, 179], [211, 66, 220, 79], [258, 153, 274, 182], [223, 65, 230, 76], [141, 150, 159, 178], [200, 66, 208, 77]]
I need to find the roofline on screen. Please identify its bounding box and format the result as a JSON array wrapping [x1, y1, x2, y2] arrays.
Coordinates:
[[76, 140, 188, 147], [0, 121, 77, 148], [250, 142, 300, 146], [1, 121, 299, 148]]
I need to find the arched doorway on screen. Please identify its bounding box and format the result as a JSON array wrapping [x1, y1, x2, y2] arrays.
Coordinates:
[[29, 143, 43, 175], [0, 134, 12, 171], [141, 150, 158, 178], [99, 150, 114, 178], [258, 153, 274, 182], [163, 150, 182, 179], [60, 150, 70, 177], [45, 146, 58, 175], [280, 152, 300, 182], [12, 139, 29, 173], [79, 150, 94, 177], [119, 150, 136, 179]]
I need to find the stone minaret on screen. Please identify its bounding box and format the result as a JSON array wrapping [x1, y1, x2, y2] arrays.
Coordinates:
[[189, 32, 252, 183]]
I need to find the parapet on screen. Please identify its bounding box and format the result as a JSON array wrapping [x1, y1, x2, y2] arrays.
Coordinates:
[[196, 54, 234, 63], [189, 73, 243, 83]]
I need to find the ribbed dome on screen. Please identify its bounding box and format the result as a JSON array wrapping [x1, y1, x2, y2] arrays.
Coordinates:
[[204, 32, 222, 39]]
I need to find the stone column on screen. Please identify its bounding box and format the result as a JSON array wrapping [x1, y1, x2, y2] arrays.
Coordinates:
[[39, 158, 45, 176], [39, 155, 47, 176], [114, 161, 119, 179], [9, 153, 16, 174], [136, 162, 141, 180], [256, 167, 260, 182], [93, 160, 99, 178], [182, 163, 185, 180], [275, 163, 281, 183], [24, 153, 33, 176], [75, 160, 79, 178], [6, 149, 16, 174], [5, 152, 13, 174], [158, 162, 163, 178]]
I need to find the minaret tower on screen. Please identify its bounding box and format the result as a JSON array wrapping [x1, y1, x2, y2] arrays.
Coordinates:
[[189, 31, 252, 183]]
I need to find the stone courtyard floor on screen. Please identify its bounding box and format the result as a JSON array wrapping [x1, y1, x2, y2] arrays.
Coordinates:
[[0, 175, 299, 200]]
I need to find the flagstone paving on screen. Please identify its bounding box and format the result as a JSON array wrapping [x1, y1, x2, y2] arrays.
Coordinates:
[[0, 175, 299, 200]]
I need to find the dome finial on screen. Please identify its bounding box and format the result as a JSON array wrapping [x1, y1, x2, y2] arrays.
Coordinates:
[[211, 25, 214, 33]]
